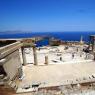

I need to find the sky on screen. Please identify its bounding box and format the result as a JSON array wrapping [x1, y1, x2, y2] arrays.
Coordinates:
[[0, 0, 95, 32]]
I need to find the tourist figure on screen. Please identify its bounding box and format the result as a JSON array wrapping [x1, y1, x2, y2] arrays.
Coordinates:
[[80, 54, 82, 57], [85, 53, 89, 59], [60, 57, 62, 61], [72, 53, 74, 59], [76, 47, 78, 52]]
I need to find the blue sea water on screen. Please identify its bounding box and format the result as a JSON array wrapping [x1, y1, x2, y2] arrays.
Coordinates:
[[0, 31, 95, 46]]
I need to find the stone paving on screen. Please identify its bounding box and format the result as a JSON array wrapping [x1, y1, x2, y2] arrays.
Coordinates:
[[16, 45, 95, 94], [17, 61, 95, 93]]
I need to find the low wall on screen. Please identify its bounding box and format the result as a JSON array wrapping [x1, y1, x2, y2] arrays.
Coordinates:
[[3, 50, 22, 80], [0, 41, 22, 80]]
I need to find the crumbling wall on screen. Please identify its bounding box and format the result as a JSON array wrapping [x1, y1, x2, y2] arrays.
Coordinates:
[[3, 50, 22, 80]]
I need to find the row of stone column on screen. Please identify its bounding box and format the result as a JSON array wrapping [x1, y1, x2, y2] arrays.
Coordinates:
[[22, 46, 48, 66]]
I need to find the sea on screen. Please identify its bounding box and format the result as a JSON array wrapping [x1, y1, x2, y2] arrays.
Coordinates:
[[0, 31, 95, 46]]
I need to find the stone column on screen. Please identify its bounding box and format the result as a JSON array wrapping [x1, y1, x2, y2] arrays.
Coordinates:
[[91, 37, 95, 52], [93, 52, 95, 61], [44, 56, 48, 65], [92, 40, 94, 52], [93, 40, 95, 52], [33, 46, 38, 65], [22, 47, 27, 65]]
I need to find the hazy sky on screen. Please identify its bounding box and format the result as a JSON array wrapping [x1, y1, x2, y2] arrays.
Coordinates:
[[0, 0, 95, 32]]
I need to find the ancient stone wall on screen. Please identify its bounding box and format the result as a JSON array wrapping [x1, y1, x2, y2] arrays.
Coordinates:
[[3, 50, 22, 80]]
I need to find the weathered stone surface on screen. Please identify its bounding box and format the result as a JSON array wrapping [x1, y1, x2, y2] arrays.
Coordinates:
[[3, 50, 22, 80]]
